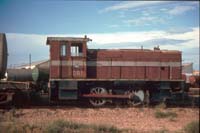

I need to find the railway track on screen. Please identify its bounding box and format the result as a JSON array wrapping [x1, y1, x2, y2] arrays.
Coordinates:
[[0, 96, 199, 110]]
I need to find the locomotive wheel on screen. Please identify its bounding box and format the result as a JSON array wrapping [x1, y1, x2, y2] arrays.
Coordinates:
[[126, 90, 145, 106], [89, 87, 108, 107]]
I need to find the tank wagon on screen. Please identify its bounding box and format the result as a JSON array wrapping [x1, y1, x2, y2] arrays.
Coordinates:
[[47, 36, 186, 107], [0, 33, 49, 105], [0, 33, 7, 79]]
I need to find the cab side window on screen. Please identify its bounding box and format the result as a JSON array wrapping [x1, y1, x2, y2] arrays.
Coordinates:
[[71, 43, 83, 56], [60, 44, 67, 56]]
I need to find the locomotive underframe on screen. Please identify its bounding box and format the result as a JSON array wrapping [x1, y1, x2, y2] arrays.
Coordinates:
[[49, 79, 186, 106]]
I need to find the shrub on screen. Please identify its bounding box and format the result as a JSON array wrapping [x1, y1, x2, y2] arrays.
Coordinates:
[[45, 119, 122, 133], [154, 129, 168, 133], [0, 122, 25, 133], [94, 125, 121, 133], [45, 120, 68, 133], [184, 121, 199, 133], [155, 102, 167, 109], [155, 110, 177, 119], [0, 121, 41, 133]]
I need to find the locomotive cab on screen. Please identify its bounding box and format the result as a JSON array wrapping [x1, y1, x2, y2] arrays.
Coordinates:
[[47, 36, 91, 79], [47, 36, 91, 101]]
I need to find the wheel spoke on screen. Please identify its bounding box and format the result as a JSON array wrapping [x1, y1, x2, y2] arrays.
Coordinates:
[[89, 87, 107, 107]]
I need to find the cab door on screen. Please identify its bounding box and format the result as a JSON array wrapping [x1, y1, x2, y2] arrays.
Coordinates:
[[70, 42, 86, 78]]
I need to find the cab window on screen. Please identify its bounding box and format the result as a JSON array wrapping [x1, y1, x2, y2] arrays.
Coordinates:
[[71, 43, 83, 56], [60, 44, 66, 56]]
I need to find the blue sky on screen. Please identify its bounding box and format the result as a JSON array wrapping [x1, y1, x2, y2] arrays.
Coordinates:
[[0, 1, 199, 70]]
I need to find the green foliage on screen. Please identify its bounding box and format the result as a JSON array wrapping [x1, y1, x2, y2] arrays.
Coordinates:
[[184, 121, 199, 133], [45, 120, 67, 133], [45, 120, 89, 133], [45, 119, 122, 133], [155, 110, 177, 119], [155, 102, 167, 109], [93, 125, 121, 133]]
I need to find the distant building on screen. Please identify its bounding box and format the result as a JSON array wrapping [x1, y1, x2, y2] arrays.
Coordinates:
[[193, 70, 200, 76], [182, 63, 193, 74]]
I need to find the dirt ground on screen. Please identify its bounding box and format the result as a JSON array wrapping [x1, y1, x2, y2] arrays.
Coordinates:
[[0, 106, 199, 133]]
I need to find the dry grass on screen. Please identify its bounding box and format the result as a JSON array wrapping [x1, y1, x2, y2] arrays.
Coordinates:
[[0, 119, 126, 133], [0, 107, 199, 133], [184, 120, 199, 133], [0, 112, 127, 133], [0, 121, 42, 133]]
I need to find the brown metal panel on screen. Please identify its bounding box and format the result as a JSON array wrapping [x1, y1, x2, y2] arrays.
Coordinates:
[[96, 66, 101, 78], [111, 66, 120, 79], [50, 42, 60, 79], [111, 58, 121, 79], [145, 53, 157, 62], [160, 67, 169, 80], [50, 66, 60, 78], [172, 67, 181, 79], [132, 66, 137, 79], [121, 66, 133, 79], [60, 54, 72, 78], [161, 52, 181, 62], [121, 66, 138, 79], [122, 50, 161, 62], [50, 42, 60, 60], [136, 66, 145, 79], [97, 66, 111, 79], [96, 59, 111, 79], [61, 66, 72, 78], [122, 51, 138, 61], [146, 67, 160, 80], [97, 50, 122, 58]]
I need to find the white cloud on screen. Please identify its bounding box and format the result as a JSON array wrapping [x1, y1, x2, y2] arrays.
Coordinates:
[[164, 27, 199, 48], [7, 27, 199, 48], [168, 5, 195, 15], [99, 1, 198, 18], [99, 1, 169, 13], [123, 16, 165, 26], [6, 27, 199, 69], [87, 31, 166, 45], [7, 33, 47, 46]]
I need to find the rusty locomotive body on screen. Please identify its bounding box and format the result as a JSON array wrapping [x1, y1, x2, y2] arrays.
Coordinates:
[[1, 34, 198, 107], [47, 36, 186, 106]]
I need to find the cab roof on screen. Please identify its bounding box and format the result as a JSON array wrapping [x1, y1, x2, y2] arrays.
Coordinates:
[[46, 36, 92, 45]]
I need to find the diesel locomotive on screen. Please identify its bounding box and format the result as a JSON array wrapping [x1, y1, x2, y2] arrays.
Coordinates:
[[0, 33, 198, 107], [46, 36, 187, 107]]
